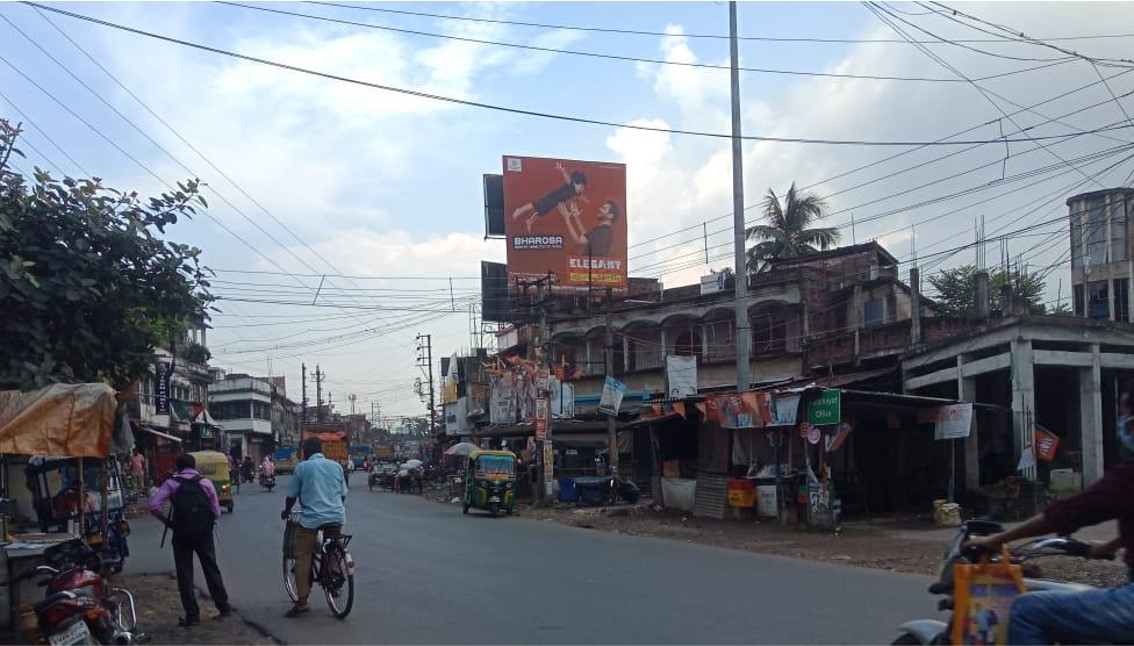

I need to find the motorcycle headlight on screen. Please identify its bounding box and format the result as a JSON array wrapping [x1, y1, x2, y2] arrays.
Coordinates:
[[221, 483, 230, 491]]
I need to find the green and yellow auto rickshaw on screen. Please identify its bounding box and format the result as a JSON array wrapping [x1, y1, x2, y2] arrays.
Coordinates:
[[462, 450, 516, 517], [188, 450, 234, 513]]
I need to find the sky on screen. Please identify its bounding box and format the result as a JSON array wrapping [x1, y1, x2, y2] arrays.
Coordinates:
[[3, 1, 1134, 420]]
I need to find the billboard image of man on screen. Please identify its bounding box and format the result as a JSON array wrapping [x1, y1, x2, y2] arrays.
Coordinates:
[[563, 200, 620, 257], [502, 155, 627, 293], [509, 161, 588, 233]]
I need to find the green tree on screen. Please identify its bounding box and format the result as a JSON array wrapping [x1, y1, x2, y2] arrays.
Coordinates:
[[746, 182, 840, 271], [927, 265, 1046, 317], [0, 119, 213, 390]]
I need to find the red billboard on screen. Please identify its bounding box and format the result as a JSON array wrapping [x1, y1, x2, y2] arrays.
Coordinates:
[[502, 155, 627, 293]]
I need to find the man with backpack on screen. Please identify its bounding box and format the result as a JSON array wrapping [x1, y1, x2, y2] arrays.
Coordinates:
[[149, 453, 232, 626]]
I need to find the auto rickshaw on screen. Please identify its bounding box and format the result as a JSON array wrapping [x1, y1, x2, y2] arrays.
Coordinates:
[[188, 450, 234, 513], [462, 450, 516, 517]]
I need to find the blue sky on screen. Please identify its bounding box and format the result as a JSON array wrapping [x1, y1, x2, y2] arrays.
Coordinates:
[[3, 2, 1134, 418]]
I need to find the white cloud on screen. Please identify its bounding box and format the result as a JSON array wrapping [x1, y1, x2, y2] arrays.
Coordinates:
[[610, 2, 1134, 302], [512, 29, 587, 76]]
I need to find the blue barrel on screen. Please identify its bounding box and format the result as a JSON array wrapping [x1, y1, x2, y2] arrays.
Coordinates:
[[558, 477, 577, 502]]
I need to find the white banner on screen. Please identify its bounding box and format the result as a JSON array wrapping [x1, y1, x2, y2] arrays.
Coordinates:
[[666, 355, 698, 397], [598, 376, 628, 417], [934, 403, 973, 440]]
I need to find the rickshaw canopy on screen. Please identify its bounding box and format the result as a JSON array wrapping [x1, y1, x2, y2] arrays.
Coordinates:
[[0, 384, 117, 458]]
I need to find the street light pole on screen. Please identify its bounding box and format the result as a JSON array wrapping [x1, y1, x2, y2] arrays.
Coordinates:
[[729, 0, 751, 392]]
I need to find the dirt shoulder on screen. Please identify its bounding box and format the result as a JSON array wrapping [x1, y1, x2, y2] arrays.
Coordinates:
[[421, 483, 1128, 588], [123, 572, 279, 646], [0, 572, 276, 646]]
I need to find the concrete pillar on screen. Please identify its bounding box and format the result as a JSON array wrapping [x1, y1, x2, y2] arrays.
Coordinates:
[[958, 355, 981, 491], [700, 323, 709, 359], [852, 284, 863, 329], [1011, 339, 1036, 481], [1081, 344, 1105, 485], [1108, 278, 1116, 321], [622, 334, 630, 372], [910, 267, 922, 347], [975, 271, 991, 319], [659, 328, 667, 365]]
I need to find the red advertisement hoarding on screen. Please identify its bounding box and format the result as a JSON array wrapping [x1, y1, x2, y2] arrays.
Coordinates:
[[502, 155, 627, 293]]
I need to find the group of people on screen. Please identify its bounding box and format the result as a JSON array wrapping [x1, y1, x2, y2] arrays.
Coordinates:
[[149, 436, 347, 625], [224, 453, 276, 485]]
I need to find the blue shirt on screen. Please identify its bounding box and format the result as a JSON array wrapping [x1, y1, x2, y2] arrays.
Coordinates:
[[287, 453, 347, 529]]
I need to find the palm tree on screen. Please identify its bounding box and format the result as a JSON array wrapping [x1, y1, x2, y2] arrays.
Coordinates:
[[745, 182, 840, 271]]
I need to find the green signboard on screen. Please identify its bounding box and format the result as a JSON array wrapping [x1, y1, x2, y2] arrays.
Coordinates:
[[807, 389, 841, 426]]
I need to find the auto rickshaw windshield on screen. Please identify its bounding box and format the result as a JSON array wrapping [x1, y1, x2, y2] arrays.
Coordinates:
[[476, 455, 514, 474]]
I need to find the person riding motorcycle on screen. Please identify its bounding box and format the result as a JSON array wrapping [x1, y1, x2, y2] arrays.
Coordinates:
[[241, 456, 255, 484], [261, 456, 276, 479], [966, 385, 1134, 644]]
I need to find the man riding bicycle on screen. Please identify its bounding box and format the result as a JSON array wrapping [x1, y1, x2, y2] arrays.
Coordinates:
[[967, 384, 1134, 644], [280, 437, 348, 618]]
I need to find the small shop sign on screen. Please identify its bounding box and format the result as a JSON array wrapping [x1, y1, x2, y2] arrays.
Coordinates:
[[807, 389, 841, 426]]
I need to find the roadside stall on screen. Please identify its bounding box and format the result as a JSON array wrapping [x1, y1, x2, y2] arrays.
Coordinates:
[[0, 383, 122, 632], [706, 389, 807, 523]]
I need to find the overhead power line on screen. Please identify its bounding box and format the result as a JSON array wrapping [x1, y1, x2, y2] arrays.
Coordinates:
[[23, 2, 1132, 147], [307, 1, 1134, 46], [925, 2, 1134, 68], [18, 6, 382, 324], [217, 1, 1043, 84]]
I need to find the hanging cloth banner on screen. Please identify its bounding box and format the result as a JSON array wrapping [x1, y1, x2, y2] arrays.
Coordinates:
[[933, 403, 974, 440]]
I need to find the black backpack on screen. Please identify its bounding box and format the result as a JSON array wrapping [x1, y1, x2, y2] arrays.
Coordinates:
[[170, 475, 214, 536]]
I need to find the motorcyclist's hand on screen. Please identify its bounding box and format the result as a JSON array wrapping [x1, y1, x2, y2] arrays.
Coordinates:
[[280, 509, 290, 521], [1089, 542, 1119, 561], [963, 534, 1005, 554]]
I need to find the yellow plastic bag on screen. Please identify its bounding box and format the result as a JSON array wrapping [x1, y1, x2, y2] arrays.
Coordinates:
[[951, 548, 1026, 645]]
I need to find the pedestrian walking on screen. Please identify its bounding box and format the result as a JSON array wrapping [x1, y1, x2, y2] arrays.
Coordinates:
[[149, 453, 232, 626]]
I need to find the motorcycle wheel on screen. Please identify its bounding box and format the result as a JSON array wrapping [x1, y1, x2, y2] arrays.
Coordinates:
[[890, 634, 925, 645], [489, 503, 500, 517]]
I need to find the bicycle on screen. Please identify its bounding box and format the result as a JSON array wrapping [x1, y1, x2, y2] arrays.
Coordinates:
[[282, 518, 356, 618]]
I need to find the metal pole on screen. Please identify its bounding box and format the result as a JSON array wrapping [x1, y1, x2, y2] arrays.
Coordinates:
[[539, 301, 551, 501], [605, 287, 618, 478], [729, 1, 751, 392]]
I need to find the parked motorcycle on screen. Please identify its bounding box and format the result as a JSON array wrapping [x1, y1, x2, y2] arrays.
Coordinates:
[[574, 475, 641, 507], [258, 471, 276, 492], [893, 519, 1108, 645], [27, 538, 145, 644]]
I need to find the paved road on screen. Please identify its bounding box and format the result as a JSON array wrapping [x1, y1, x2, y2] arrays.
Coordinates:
[[127, 475, 940, 644]]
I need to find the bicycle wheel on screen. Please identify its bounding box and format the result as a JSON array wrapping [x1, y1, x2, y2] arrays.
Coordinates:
[[283, 555, 299, 602], [323, 546, 355, 619]]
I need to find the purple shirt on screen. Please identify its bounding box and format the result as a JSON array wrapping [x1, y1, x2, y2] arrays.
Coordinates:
[[149, 468, 221, 521]]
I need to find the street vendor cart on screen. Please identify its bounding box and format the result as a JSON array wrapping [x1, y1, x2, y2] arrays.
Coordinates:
[[0, 383, 127, 635]]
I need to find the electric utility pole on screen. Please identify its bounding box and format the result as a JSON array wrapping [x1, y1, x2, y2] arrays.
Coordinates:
[[729, 1, 751, 391], [314, 365, 325, 423], [415, 334, 435, 437], [605, 287, 618, 478], [301, 362, 308, 427]]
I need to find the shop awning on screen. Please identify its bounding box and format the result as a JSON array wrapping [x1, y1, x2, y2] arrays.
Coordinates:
[[470, 420, 627, 439], [770, 367, 897, 391], [135, 426, 183, 443]]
